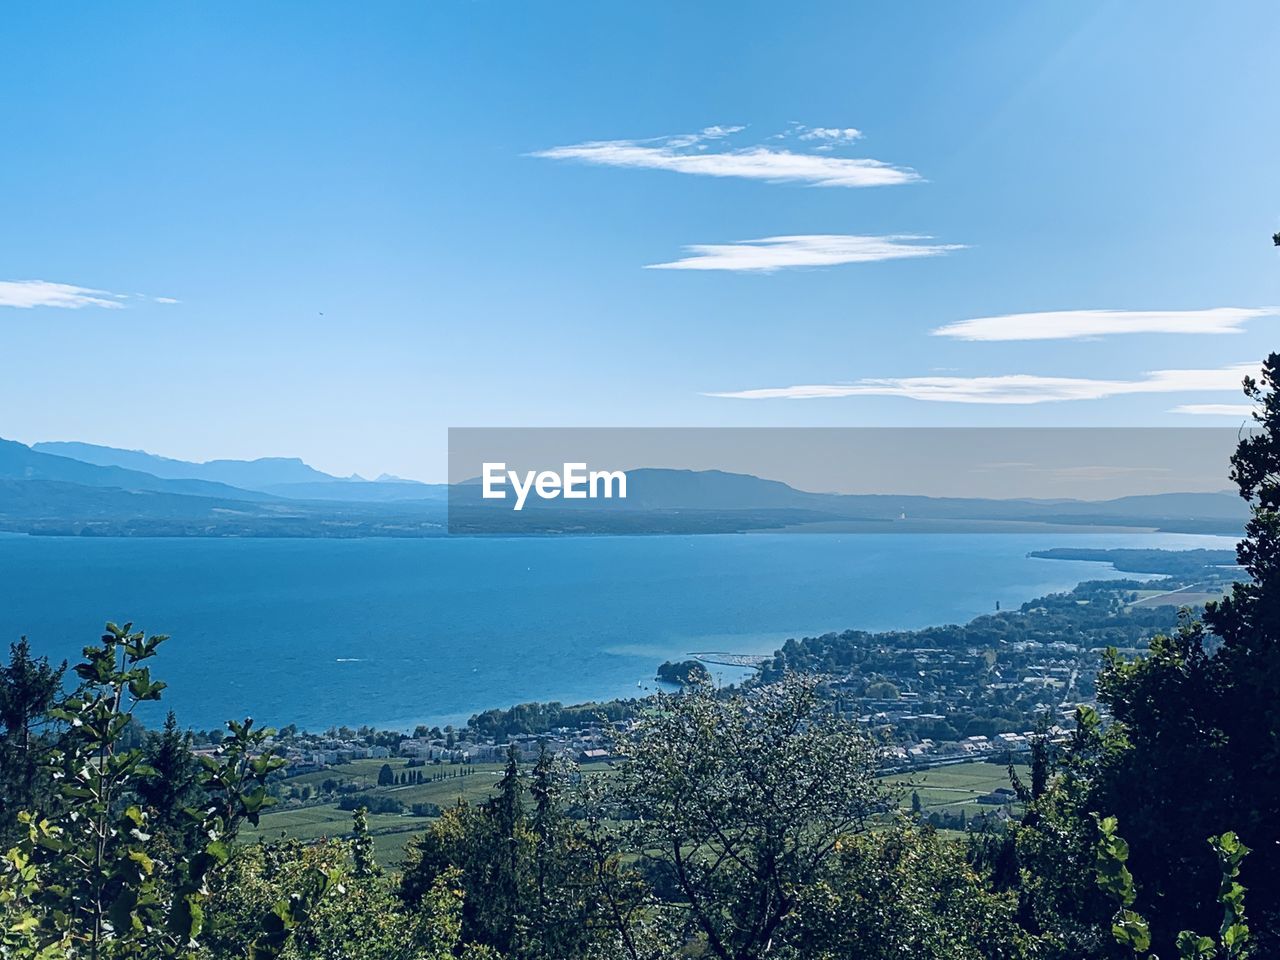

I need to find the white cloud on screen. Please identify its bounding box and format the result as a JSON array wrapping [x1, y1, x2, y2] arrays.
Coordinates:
[[1169, 403, 1257, 416], [0, 280, 179, 310], [797, 126, 863, 143], [932, 307, 1275, 341], [532, 126, 918, 188], [663, 125, 744, 148], [646, 234, 964, 272], [707, 362, 1261, 404], [0, 280, 127, 310]]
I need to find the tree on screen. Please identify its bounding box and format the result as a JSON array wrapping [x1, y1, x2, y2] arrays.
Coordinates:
[[401, 797, 536, 956], [1197, 353, 1280, 936], [0, 639, 66, 843], [1083, 351, 1280, 953], [377, 762, 395, 787], [865, 680, 900, 700], [204, 836, 465, 960], [1093, 818, 1253, 960], [522, 744, 608, 960], [401, 746, 620, 960], [400, 745, 533, 956], [137, 711, 206, 857], [610, 675, 887, 960], [351, 807, 381, 880], [789, 825, 1030, 960], [0, 622, 287, 958]]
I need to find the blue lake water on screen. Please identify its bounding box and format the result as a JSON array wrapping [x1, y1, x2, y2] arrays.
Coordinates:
[[0, 531, 1235, 732]]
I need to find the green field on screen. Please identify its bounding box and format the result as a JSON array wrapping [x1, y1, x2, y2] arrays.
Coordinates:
[[243, 759, 511, 866], [884, 761, 1028, 816], [1130, 584, 1227, 609], [243, 758, 1028, 867]]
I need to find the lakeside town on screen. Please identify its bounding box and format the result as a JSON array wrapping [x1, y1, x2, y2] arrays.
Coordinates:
[[234, 555, 1238, 852]]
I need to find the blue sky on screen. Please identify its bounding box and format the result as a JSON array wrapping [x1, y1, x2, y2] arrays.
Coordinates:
[[1, 2, 1277, 480]]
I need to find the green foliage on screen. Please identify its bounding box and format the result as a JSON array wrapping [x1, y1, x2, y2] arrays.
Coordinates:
[[1169, 832, 1252, 960], [1078, 354, 1280, 953], [205, 837, 464, 960], [350, 807, 380, 880], [1094, 820, 1253, 960], [1002, 707, 1129, 960], [865, 680, 900, 700], [790, 825, 1030, 960], [1093, 815, 1151, 954], [0, 639, 66, 846], [654, 659, 711, 686], [467, 698, 638, 741], [136, 712, 206, 859], [609, 675, 888, 960], [400, 745, 619, 959], [0, 622, 288, 958]]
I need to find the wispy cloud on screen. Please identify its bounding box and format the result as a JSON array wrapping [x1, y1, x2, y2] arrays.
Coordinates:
[[789, 125, 864, 150], [0, 280, 127, 310], [0, 280, 179, 310], [707, 362, 1260, 404], [646, 234, 964, 272], [932, 307, 1276, 341], [532, 125, 919, 188], [662, 125, 744, 148], [1169, 403, 1256, 416], [797, 126, 863, 143]]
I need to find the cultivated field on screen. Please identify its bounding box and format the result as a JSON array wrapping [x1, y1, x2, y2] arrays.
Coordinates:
[[243, 757, 1029, 867], [884, 761, 1029, 816], [242, 759, 510, 866]]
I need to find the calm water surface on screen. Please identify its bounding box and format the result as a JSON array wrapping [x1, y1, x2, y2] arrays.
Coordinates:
[[0, 532, 1233, 731]]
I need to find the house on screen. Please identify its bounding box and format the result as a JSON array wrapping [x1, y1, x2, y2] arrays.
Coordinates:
[[978, 787, 1018, 805]]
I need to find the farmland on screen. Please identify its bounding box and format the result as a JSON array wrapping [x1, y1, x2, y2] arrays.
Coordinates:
[[244, 757, 1030, 867]]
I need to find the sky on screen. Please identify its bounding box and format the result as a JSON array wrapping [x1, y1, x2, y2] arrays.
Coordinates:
[[1, 2, 1278, 481]]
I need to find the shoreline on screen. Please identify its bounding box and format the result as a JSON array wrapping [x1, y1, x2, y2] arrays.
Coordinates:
[[3, 533, 1238, 735]]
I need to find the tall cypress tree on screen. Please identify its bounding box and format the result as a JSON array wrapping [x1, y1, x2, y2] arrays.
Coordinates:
[[137, 710, 205, 855], [0, 638, 65, 841]]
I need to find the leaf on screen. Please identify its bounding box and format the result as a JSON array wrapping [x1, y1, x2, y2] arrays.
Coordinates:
[[1175, 930, 1216, 959], [108, 887, 140, 935], [1113, 910, 1151, 952]]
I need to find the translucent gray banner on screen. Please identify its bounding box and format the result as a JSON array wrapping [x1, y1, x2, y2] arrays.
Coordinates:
[[447, 427, 1249, 536]]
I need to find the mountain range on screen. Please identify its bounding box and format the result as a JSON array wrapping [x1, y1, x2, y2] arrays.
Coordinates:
[[0, 438, 1250, 538], [31, 441, 443, 501]]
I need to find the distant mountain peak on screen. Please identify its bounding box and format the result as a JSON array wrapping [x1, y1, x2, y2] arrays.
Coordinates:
[[32, 441, 337, 490], [28, 439, 441, 503]]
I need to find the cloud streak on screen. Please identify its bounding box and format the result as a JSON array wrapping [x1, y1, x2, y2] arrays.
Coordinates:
[[707, 362, 1260, 405], [646, 234, 964, 272], [932, 307, 1275, 341], [0, 280, 128, 310], [0, 280, 179, 310], [1170, 403, 1256, 416], [797, 126, 863, 143], [532, 126, 919, 188]]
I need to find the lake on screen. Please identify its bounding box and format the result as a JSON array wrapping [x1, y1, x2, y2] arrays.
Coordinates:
[[0, 531, 1234, 732]]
